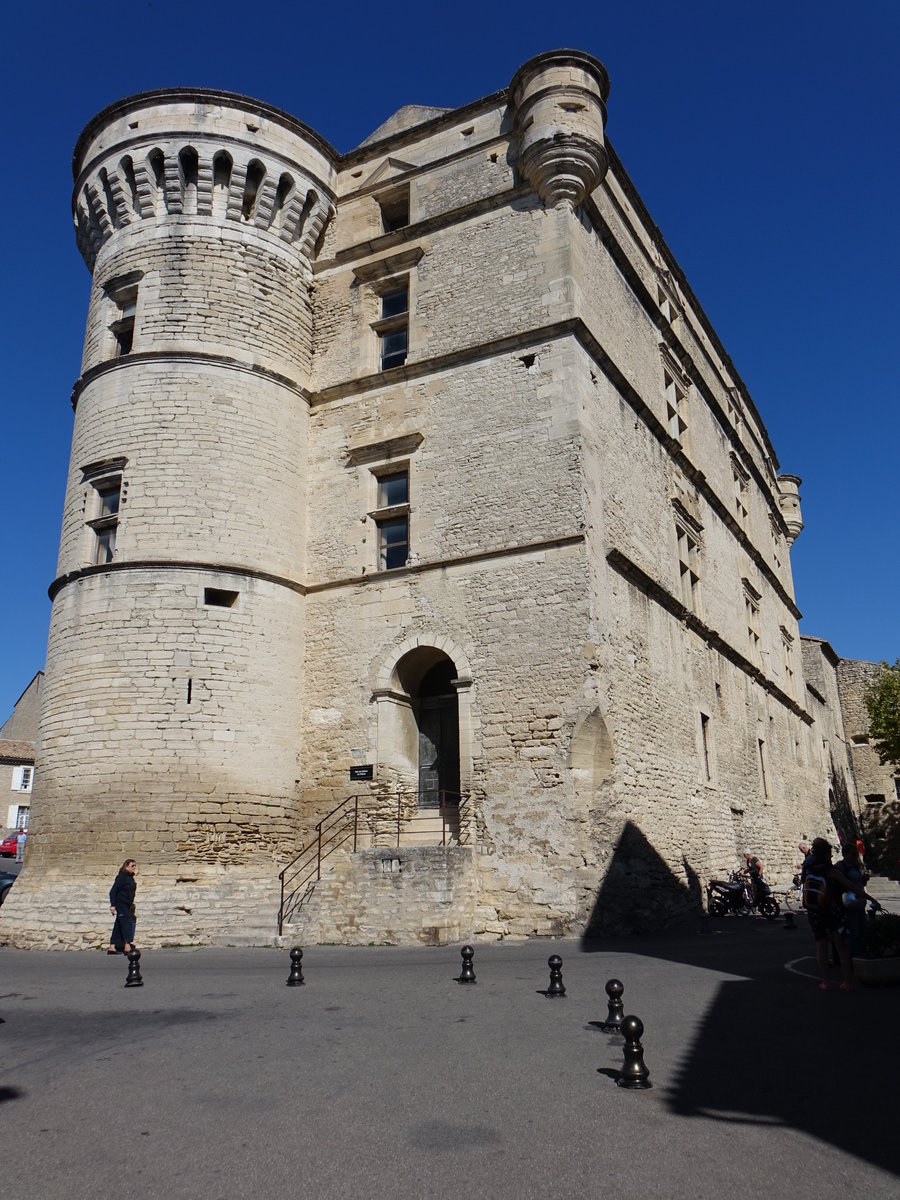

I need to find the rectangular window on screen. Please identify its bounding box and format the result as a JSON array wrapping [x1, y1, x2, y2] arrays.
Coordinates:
[[664, 371, 687, 444], [90, 478, 122, 564], [378, 186, 410, 233], [758, 738, 770, 800], [376, 285, 409, 370], [11, 766, 33, 793], [744, 591, 761, 665], [700, 713, 712, 782], [107, 282, 139, 358], [676, 524, 700, 613], [14, 805, 29, 830], [733, 468, 749, 531], [373, 469, 410, 570], [781, 628, 795, 698]]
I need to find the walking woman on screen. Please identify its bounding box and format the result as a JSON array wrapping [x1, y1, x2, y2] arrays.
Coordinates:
[[107, 859, 137, 954]]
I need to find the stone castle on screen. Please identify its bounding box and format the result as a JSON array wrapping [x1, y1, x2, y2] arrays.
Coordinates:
[[2, 50, 873, 948]]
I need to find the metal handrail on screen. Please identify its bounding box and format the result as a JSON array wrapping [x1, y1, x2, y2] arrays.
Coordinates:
[[277, 790, 473, 933], [278, 797, 358, 934]]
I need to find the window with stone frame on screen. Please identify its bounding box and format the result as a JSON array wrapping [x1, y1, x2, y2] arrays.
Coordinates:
[[377, 184, 410, 234], [105, 273, 141, 359], [676, 522, 701, 614], [664, 370, 688, 443], [780, 627, 795, 698], [374, 282, 409, 370], [731, 455, 749, 532], [372, 467, 410, 570], [743, 580, 762, 666], [83, 459, 127, 565], [769, 515, 783, 572]]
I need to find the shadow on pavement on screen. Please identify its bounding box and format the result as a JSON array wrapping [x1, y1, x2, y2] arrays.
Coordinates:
[[580, 822, 900, 1178]]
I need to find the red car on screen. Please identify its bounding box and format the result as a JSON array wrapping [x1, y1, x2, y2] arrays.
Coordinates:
[[0, 831, 26, 857]]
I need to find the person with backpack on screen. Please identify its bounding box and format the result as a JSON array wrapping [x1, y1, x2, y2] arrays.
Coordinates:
[[802, 837, 854, 990], [835, 842, 882, 958]]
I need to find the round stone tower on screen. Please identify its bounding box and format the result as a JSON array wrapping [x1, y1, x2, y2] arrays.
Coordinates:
[[510, 49, 610, 209], [11, 91, 336, 947]]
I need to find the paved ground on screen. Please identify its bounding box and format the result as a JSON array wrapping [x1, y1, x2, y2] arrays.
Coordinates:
[[2, 914, 898, 1199]]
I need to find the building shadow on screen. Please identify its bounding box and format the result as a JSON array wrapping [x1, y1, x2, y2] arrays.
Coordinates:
[[579, 822, 900, 1178], [582, 820, 705, 937]]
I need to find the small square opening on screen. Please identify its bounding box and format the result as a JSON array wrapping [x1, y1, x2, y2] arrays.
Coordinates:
[[204, 588, 239, 608]]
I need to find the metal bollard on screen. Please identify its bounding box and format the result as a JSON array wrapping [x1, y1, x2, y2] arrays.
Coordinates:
[[599, 978, 625, 1032], [457, 944, 477, 984], [616, 1015, 651, 1089], [286, 947, 305, 986], [124, 947, 144, 988], [545, 954, 566, 998]]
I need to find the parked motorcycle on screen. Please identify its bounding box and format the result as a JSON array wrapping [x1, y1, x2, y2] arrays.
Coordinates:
[[706, 870, 781, 920]]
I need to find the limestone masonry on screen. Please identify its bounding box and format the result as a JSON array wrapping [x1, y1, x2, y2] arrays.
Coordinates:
[[2, 50, 870, 949]]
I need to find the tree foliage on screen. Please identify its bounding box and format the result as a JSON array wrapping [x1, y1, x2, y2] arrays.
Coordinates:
[[864, 659, 900, 771]]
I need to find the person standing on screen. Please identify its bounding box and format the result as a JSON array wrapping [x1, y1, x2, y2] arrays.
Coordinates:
[[107, 860, 137, 955], [802, 838, 853, 990], [836, 842, 881, 959]]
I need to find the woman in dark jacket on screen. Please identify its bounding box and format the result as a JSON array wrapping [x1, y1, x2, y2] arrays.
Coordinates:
[[107, 859, 137, 954]]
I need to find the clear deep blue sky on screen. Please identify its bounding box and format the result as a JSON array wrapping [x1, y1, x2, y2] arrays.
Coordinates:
[[1, 0, 897, 719]]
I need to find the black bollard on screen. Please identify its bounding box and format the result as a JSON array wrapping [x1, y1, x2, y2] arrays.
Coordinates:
[[545, 954, 566, 998], [286, 946, 305, 987], [599, 978, 625, 1032], [616, 1015, 652, 1089], [784, 910, 796, 930], [124, 947, 144, 988], [456, 944, 477, 984]]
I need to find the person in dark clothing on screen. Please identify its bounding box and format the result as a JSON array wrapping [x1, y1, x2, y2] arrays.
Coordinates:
[[107, 859, 137, 954], [804, 838, 853, 990], [835, 843, 881, 958]]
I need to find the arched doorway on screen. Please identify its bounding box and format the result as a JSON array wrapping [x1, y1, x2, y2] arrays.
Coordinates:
[[414, 659, 461, 809], [393, 649, 461, 809]]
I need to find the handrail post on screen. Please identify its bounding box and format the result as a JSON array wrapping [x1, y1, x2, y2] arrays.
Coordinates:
[[353, 797, 358, 852], [317, 825, 322, 881], [279, 873, 284, 935], [440, 790, 446, 846], [397, 794, 401, 847]]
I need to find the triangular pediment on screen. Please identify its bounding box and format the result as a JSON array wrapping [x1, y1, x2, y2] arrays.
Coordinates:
[[362, 156, 418, 188]]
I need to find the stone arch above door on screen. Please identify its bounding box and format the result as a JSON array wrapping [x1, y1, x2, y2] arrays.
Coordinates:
[[372, 633, 477, 800], [373, 632, 473, 693]]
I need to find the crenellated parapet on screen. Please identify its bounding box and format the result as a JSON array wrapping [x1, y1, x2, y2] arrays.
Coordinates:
[[509, 49, 610, 211], [72, 89, 337, 273]]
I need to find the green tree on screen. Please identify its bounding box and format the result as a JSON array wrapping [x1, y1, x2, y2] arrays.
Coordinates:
[[864, 659, 900, 770]]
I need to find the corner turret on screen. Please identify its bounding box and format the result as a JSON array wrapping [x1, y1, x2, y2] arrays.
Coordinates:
[[510, 49, 610, 210], [777, 474, 804, 545]]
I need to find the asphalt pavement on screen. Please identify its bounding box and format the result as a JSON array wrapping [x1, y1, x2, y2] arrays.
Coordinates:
[[2, 915, 898, 1200]]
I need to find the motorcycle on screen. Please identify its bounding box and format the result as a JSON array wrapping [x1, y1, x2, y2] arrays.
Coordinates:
[[706, 870, 781, 920]]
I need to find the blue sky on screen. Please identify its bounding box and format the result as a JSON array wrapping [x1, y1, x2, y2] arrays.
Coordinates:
[[1, 0, 897, 719]]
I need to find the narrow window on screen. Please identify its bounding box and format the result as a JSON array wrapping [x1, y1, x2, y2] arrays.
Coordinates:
[[373, 469, 410, 570], [85, 471, 124, 565], [676, 524, 700, 614], [757, 738, 770, 800], [110, 286, 137, 357], [377, 285, 409, 370], [781, 628, 795, 698], [733, 467, 749, 531], [377, 186, 410, 233], [664, 371, 687, 444], [745, 593, 761, 665], [700, 713, 712, 782]]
